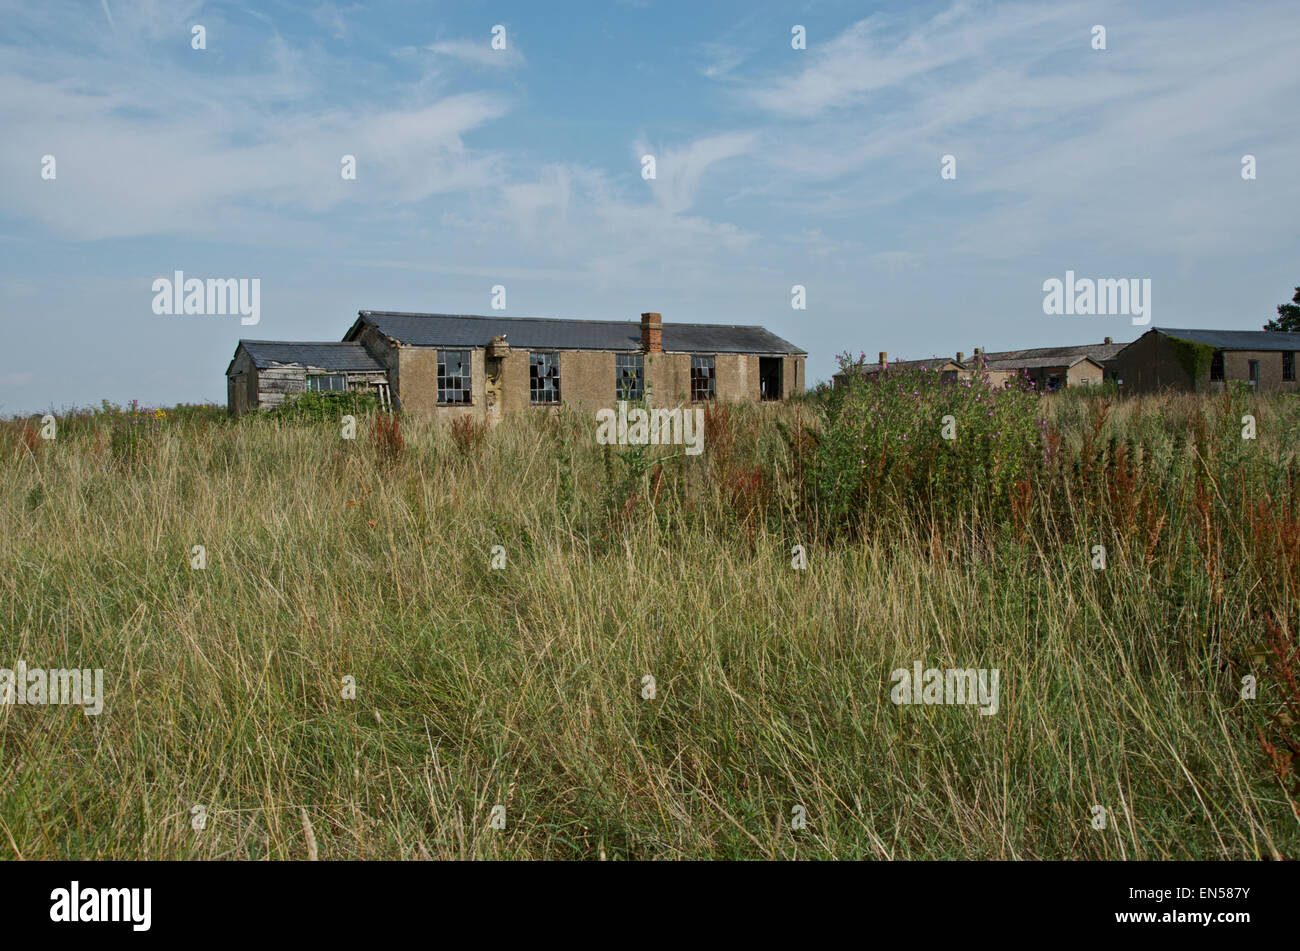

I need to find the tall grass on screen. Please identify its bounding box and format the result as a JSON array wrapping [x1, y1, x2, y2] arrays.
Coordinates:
[[0, 387, 1296, 860]]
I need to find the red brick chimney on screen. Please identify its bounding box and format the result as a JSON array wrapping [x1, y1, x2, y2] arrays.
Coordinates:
[[878, 351, 888, 369], [641, 312, 662, 353]]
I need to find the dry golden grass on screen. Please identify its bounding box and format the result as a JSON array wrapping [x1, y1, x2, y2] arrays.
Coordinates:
[[0, 393, 1296, 859]]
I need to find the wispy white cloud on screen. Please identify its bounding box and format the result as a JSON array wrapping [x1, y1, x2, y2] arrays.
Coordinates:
[[426, 37, 524, 69], [99, 0, 116, 34], [312, 2, 356, 41], [634, 131, 757, 215], [730, 1, 1300, 262]]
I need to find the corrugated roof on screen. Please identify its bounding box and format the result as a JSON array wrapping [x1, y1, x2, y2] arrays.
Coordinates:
[[235, 341, 386, 372], [346, 311, 805, 355], [1153, 328, 1300, 351]]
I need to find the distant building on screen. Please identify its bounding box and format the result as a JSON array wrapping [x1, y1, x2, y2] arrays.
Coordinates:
[[833, 339, 1125, 391], [226, 311, 805, 417], [966, 338, 1125, 390], [1110, 328, 1300, 393], [225, 341, 391, 415], [832, 353, 964, 386]]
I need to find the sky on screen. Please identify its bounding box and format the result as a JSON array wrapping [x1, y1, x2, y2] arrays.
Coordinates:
[[1, 0, 1298, 413]]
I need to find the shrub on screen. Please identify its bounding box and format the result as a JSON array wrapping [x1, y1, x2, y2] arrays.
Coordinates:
[[102, 400, 166, 470], [371, 412, 405, 466], [270, 389, 378, 422], [449, 416, 489, 457], [802, 356, 1043, 536]]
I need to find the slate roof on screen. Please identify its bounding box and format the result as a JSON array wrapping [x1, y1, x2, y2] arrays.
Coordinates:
[[833, 341, 1124, 376], [232, 341, 386, 373], [973, 342, 1126, 370], [345, 311, 805, 355], [1151, 328, 1300, 351], [836, 357, 961, 376]]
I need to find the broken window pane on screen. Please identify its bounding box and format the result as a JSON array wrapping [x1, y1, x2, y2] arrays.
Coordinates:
[[690, 355, 715, 401], [530, 351, 561, 404], [438, 349, 472, 404], [615, 353, 644, 401]]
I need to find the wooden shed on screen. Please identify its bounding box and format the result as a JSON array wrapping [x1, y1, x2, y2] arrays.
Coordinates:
[[226, 341, 391, 414]]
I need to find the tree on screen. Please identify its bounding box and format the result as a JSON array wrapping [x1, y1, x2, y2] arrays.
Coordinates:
[[1264, 286, 1300, 332]]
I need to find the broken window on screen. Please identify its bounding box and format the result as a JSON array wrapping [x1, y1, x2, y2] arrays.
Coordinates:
[[306, 373, 348, 392], [1210, 350, 1224, 381], [690, 355, 715, 401], [438, 349, 472, 404], [615, 353, 644, 401], [530, 351, 561, 404]]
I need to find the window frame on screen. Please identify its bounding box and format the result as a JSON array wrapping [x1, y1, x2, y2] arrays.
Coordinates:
[[306, 373, 348, 393], [615, 353, 644, 402], [690, 355, 716, 402], [530, 351, 561, 405], [1284, 351, 1295, 382], [437, 349, 473, 405]]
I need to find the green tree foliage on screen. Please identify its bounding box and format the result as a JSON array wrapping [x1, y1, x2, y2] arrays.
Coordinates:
[[1264, 285, 1300, 332]]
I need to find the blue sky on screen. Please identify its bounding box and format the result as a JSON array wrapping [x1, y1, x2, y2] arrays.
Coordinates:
[[1, 0, 1298, 413]]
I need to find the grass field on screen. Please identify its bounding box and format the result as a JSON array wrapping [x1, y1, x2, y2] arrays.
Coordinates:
[[1, 381, 1298, 860]]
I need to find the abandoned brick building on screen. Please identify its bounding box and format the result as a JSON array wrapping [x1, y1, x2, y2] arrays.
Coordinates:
[[833, 326, 1300, 394], [1108, 328, 1300, 393], [226, 311, 806, 417], [833, 338, 1124, 391]]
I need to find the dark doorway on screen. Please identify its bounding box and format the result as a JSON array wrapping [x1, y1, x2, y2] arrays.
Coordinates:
[[759, 357, 783, 401]]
